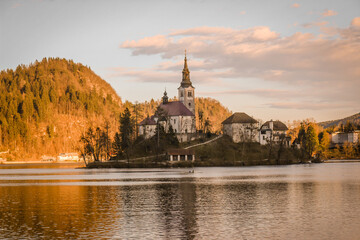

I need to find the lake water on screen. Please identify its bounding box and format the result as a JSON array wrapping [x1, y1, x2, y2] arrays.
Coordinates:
[[0, 163, 360, 239]]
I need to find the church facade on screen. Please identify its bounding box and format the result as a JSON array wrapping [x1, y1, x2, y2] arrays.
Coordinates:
[[138, 53, 196, 142]]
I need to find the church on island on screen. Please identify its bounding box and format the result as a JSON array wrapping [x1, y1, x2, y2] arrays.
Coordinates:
[[138, 52, 197, 142], [139, 51, 292, 146]]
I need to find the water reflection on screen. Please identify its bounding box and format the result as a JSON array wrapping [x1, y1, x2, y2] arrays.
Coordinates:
[[0, 164, 360, 239]]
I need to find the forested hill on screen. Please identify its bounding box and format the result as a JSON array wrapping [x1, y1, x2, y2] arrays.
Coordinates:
[[0, 58, 122, 160], [319, 112, 360, 129], [0, 58, 231, 160]]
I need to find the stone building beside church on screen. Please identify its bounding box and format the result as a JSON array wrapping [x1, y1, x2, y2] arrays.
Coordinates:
[[138, 52, 196, 142], [222, 112, 259, 143]]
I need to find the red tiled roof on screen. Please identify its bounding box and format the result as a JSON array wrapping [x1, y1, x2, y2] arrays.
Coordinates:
[[159, 101, 194, 116]]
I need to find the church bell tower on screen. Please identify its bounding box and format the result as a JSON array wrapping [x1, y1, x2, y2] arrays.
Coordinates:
[[178, 50, 195, 115]]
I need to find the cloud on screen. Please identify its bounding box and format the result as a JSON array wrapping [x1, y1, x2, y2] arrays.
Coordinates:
[[351, 17, 360, 27], [117, 21, 360, 113], [302, 21, 328, 28], [292, 3, 300, 8], [322, 9, 338, 17], [121, 35, 172, 56]]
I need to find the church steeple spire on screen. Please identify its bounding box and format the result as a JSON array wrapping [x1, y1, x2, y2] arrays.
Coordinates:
[[184, 49, 188, 70], [181, 49, 192, 87], [162, 88, 168, 104]]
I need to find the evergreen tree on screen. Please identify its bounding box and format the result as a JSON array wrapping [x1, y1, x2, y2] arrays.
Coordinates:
[[344, 121, 355, 133], [119, 108, 134, 161], [166, 125, 179, 147], [298, 123, 306, 148], [304, 124, 319, 158], [204, 117, 212, 138]]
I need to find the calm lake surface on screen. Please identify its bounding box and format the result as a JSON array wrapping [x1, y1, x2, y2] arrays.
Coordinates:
[[0, 163, 360, 239]]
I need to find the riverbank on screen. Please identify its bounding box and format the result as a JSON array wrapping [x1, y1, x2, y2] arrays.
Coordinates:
[[323, 159, 360, 163], [0, 162, 85, 169]]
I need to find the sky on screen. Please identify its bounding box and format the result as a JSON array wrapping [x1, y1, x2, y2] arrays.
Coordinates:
[[1, 0, 359, 123]]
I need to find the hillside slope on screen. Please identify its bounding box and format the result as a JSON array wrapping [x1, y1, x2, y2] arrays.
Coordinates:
[[319, 112, 360, 129], [0, 58, 122, 160]]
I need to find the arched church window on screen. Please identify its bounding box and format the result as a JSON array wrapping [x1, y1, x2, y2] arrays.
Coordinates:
[[189, 103, 191, 107], [188, 91, 192, 97], [181, 91, 183, 97]]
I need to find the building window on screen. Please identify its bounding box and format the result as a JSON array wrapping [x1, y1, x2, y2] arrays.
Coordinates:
[[181, 91, 183, 97], [189, 103, 191, 107], [174, 119, 176, 124], [188, 91, 192, 97], [187, 155, 193, 161], [173, 155, 178, 161]]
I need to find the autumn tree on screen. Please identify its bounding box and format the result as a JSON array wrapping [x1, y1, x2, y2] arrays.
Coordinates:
[[79, 127, 109, 163], [318, 130, 330, 159], [343, 141, 354, 159]]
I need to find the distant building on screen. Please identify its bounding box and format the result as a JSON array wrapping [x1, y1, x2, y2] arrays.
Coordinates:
[[331, 131, 359, 144], [259, 120, 291, 146], [41, 155, 56, 162], [138, 116, 157, 139], [222, 112, 259, 143], [139, 52, 196, 142], [57, 153, 79, 161]]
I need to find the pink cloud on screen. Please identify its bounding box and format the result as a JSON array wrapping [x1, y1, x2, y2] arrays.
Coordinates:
[[251, 26, 279, 41], [292, 3, 300, 8], [322, 9, 338, 17], [351, 17, 360, 27]]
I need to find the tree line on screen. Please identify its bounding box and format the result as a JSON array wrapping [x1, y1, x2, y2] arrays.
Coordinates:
[[79, 106, 181, 164], [292, 121, 360, 160]]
